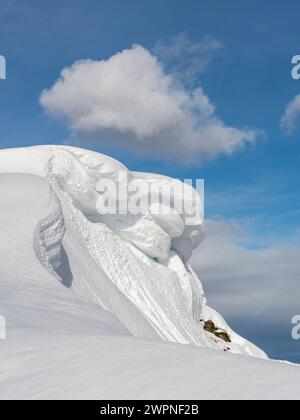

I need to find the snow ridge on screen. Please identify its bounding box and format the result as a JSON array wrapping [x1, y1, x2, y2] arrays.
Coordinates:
[[0, 145, 266, 358]]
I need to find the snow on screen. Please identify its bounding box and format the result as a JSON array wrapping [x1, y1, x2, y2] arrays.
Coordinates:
[[1, 332, 300, 400], [0, 145, 299, 400], [0, 174, 128, 336]]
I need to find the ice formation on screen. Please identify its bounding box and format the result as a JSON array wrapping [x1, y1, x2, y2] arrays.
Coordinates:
[[0, 145, 267, 358]]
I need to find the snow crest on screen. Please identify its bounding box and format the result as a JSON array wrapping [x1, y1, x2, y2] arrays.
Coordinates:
[[0, 145, 266, 359]]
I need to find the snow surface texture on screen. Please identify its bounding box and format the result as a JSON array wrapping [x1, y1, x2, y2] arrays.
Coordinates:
[[0, 145, 300, 400]]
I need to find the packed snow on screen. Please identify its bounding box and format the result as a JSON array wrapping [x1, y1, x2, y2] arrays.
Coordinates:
[[0, 145, 299, 400]]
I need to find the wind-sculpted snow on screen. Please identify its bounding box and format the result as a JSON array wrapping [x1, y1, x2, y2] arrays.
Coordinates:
[[0, 145, 266, 358], [0, 174, 129, 337], [2, 146, 300, 400]]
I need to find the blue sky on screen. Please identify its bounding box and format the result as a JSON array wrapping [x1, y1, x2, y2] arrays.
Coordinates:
[[1, 0, 300, 362]]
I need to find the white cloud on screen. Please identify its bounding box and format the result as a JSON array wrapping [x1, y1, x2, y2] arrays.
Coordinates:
[[40, 44, 258, 164], [281, 94, 300, 135], [191, 219, 300, 359]]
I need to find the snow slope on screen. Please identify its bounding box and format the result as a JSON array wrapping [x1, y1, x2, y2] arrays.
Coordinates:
[[0, 145, 299, 400], [2, 331, 300, 400], [0, 174, 129, 338]]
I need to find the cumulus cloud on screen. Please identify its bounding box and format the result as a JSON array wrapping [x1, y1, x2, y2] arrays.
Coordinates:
[[191, 219, 300, 360], [281, 94, 300, 135], [40, 44, 258, 164]]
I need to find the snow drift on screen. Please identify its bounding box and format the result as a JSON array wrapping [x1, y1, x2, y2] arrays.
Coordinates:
[[0, 145, 299, 400]]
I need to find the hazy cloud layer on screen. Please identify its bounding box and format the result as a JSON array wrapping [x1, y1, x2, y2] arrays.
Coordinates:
[[40, 43, 258, 164], [191, 219, 300, 361], [281, 94, 300, 135], [154, 33, 223, 84]]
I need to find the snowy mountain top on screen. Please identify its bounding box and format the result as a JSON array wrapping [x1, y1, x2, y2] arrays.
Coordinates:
[[0, 145, 299, 400]]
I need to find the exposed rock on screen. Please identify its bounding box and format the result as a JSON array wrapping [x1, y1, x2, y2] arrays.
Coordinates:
[[202, 320, 231, 343]]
